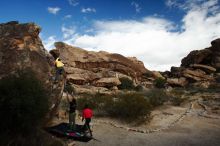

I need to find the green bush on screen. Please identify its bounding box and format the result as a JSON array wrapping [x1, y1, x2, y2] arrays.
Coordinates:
[[118, 77, 135, 90], [64, 83, 75, 94], [134, 85, 144, 92], [168, 88, 186, 106], [106, 93, 152, 123], [145, 89, 169, 107], [77, 92, 151, 123], [0, 70, 49, 144], [77, 93, 99, 111], [154, 77, 166, 88]]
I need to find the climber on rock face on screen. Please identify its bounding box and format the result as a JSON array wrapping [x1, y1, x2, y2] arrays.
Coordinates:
[[54, 57, 64, 81]]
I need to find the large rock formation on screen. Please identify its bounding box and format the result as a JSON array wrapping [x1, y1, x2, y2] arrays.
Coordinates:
[[50, 42, 153, 93], [166, 38, 220, 88], [0, 21, 64, 122]]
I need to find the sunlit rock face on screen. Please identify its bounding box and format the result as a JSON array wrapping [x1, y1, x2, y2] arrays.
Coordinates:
[[50, 42, 153, 93]]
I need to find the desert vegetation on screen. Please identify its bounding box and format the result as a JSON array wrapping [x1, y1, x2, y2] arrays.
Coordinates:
[[154, 77, 166, 88], [0, 70, 50, 145], [75, 88, 189, 124], [118, 77, 135, 90]]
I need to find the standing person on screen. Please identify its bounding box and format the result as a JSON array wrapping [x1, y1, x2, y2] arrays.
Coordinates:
[[66, 92, 77, 131], [54, 57, 64, 81], [82, 104, 93, 137]]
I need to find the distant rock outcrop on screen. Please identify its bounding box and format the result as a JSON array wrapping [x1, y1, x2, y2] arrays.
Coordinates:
[[50, 42, 153, 93], [0, 21, 64, 122], [166, 38, 220, 88]]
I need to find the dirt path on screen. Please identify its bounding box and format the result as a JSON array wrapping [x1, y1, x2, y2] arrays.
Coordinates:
[[73, 97, 220, 146], [74, 116, 220, 146]]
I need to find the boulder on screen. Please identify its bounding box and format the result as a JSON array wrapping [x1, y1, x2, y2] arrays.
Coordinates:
[[73, 84, 110, 94], [210, 38, 220, 69], [170, 66, 185, 77], [182, 69, 213, 81], [211, 38, 220, 51], [0, 21, 64, 122], [167, 77, 188, 87], [192, 81, 211, 88], [190, 64, 216, 73], [95, 77, 121, 88], [181, 38, 220, 70], [141, 81, 154, 88], [67, 74, 86, 85], [49, 49, 60, 59], [181, 49, 212, 67], [166, 38, 220, 88]]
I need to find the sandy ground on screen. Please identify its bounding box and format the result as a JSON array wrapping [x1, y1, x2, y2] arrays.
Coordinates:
[[73, 114, 220, 146], [74, 99, 220, 146]]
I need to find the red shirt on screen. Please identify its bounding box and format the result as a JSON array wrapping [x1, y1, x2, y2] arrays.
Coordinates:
[[83, 108, 93, 119]]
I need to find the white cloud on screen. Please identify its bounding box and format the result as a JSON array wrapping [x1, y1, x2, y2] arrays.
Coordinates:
[[165, 0, 178, 8], [166, 0, 219, 13], [61, 25, 76, 39], [81, 7, 96, 13], [43, 36, 57, 51], [64, 15, 72, 19], [47, 7, 61, 15], [68, 0, 79, 6], [60, 0, 220, 71], [131, 1, 141, 13]]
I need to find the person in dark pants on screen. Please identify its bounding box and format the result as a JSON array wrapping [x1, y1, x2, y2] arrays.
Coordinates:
[[68, 97, 77, 131], [66, 84, 77, 131], [82, 104, 93, 137]]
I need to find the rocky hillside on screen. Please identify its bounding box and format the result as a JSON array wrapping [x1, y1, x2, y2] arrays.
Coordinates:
[[0, 21, 65, 122], [50, 42, 155, 94], [165, 38, 220, 88]]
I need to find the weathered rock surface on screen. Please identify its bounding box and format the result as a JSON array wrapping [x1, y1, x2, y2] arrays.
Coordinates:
[[167, 77, 188, 87], [51, 42, 153, 93], [181, 49, 212, 67], [182, 69, 213, 81], [166, 38, 220, 88], [0, 21, 64, 122], [181, 38, 220, 70], [190, 64, 216, 73], [95, 77, 121, 88]]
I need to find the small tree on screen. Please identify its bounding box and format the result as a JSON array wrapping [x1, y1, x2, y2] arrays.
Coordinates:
[[118, 77, 135, 90], [154, 77, 166, 88], [106, 93, 152, 123], [145, 89, 169, 107]]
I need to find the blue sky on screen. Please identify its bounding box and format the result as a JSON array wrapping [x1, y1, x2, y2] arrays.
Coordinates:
[[1, 0, 220, 71], [0, 0, 183, 38]]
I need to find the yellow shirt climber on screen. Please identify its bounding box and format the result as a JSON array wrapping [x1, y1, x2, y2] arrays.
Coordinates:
[[55, 58, 64, 68]]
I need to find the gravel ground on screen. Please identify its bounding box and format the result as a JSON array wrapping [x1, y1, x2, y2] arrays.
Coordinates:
[[74, 115, 220, 146]]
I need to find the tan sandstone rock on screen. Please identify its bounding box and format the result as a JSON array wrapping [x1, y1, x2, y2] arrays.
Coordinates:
[[50, 42, 153, 91], [190, 64, 216, 73], [167, 77, 188, 87]]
